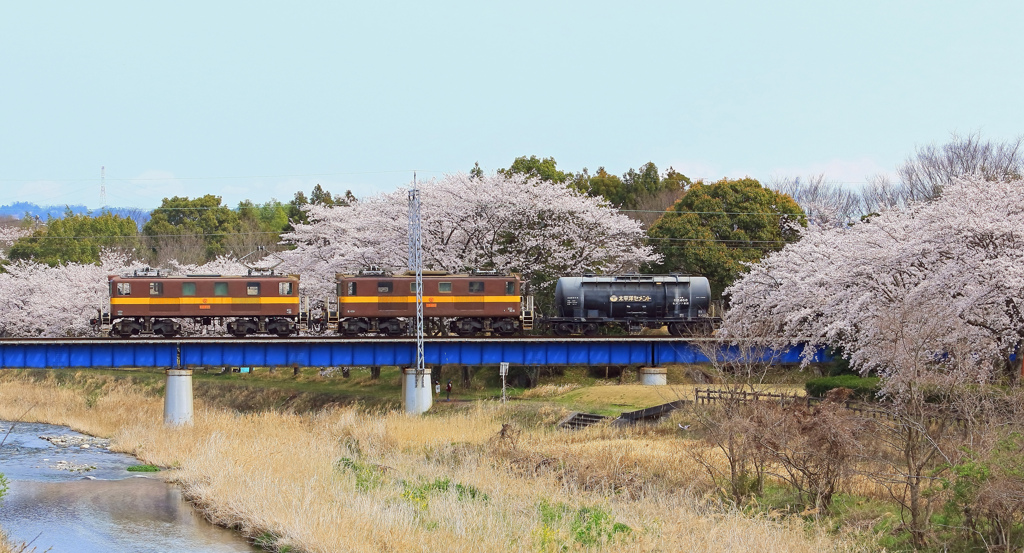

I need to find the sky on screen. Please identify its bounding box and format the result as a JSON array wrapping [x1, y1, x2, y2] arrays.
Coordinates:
[[1, 1, 1022, 210]]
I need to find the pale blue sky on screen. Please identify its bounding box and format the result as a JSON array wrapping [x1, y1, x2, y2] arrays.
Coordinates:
[[2, 1, 1022, 209]]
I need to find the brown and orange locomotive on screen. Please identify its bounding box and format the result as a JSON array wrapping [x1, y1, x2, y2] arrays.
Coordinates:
[[100, 270, 304, 337], [331, 271, 532, 336]]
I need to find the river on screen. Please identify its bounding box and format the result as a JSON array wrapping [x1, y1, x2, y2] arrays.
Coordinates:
[[0, 421, 259, 553]]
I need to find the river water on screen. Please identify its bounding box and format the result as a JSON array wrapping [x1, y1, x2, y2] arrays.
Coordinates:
[[0, 421, 259, 553]]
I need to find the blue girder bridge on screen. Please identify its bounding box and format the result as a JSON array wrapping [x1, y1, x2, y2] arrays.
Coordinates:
[[0, 337, 827, 369]]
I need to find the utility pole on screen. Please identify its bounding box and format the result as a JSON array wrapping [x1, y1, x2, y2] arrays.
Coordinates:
[[100, 166, 106, 208], [408, 173, 425, 386]]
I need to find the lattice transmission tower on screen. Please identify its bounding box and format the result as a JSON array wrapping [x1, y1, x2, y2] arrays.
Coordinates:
[[407, 173, 425, 384]]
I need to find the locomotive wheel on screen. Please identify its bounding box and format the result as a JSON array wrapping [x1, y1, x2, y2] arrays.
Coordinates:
[[228, 319, 258, 337], [112, 320, 143, 338], [493, 318, 518, 337], [668, 323, 684, 337], [582, 323, 599, 336], [152, 319, 179, 338], [449, 318, 483, 337], [267, 318, 294, 337], [377, 319, 405, 336], [341, 318, 368, 336]]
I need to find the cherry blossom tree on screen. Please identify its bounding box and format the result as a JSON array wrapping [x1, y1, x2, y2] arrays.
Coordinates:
[[725, 175, 1024, 389], [0, 251, 145, 337], [0, 252, 254, 337], [278, 172, 658, 300], [0, 225, 30, 249]]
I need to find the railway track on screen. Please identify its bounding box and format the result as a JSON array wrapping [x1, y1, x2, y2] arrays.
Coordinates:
[[0, 335, 717, 344]]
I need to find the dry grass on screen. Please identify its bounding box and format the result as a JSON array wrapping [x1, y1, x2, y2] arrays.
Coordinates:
[[0, 371, 856, 553], [519, 384, 581, 399]]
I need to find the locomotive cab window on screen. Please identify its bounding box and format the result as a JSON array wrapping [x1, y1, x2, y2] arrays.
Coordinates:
[[117, 282, 131, 295], [346, 282, 356, 295], [181, 282, 196, 296], [377, 281, 393, 294], [410, 282, 419, 293], [469, 281, 485, 293], [505, 282, 515, 295], [439, 282, 452, 293], [214, 282, 228, 296], [149, 282, 163, 296], [279, 282, 293, 295], [247, 282, 260, 296]]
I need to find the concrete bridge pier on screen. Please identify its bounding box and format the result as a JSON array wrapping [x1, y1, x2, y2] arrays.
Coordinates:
[[639, 367, 667, 386], [164, 368, 194, 425], [402, 367, 433, 414]]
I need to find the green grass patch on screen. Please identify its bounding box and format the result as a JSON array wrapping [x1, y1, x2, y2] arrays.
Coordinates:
[[536, 500, 631, 550], [805, 375, 880, 401], [126, 464, 160, 472], [400, 477, 489, 512], [334, 457, 387, 491]]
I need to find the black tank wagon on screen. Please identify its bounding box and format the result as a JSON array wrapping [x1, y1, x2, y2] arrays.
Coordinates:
[[549, 274, 717, 336]]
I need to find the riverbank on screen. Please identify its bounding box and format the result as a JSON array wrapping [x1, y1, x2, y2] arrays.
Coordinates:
[[0, 370, 853, 552]]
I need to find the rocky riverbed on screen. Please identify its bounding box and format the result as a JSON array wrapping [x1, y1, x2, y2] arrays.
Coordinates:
[[0, 421, 258, 552]]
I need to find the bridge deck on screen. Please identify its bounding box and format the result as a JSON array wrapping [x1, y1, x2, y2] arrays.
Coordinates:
[[0, 337, 826, 369]]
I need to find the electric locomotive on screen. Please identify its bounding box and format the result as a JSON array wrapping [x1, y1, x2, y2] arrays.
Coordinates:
[[99, 269, 306, 338], [330, 270, 533, 336]]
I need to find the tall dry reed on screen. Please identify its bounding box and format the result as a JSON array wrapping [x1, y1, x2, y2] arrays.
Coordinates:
[[0, 371, 857, 552]]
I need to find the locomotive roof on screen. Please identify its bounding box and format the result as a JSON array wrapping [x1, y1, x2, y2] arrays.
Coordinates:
[[336, 272, 514, 278], [110, 273, 299, 280]]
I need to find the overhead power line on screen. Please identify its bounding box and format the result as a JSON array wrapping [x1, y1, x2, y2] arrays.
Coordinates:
[[8, 231, 791, 246], [0, 169, 446, 183]]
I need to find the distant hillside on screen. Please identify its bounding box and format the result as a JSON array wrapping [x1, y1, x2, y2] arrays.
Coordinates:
[[0, 203, 150, 226]]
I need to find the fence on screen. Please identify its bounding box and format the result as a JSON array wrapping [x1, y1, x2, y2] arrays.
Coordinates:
[[693, 388, 965, 427], [693, 387, 799, 406], [693, 387, 895, 420]]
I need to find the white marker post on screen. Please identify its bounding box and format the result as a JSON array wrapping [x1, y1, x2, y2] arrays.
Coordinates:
[[500, 362, 509, 404]]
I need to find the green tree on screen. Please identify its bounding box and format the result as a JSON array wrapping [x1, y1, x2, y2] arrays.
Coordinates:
[[287, 186, 355, 227], [660, 167, 691, 194], [143, 195, 240, 263], [577, 167, 627, 206], [573, 163, 691, 214], [309, 184, 355, 207], [499, 155, 571, 183], [469, 161, 485, 180], [237, 199, 290, 233], [646, 177, 805, 298], [227, 199, 292, 257], [7, 209, 139, 266], [620, 162, 662, 208]]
